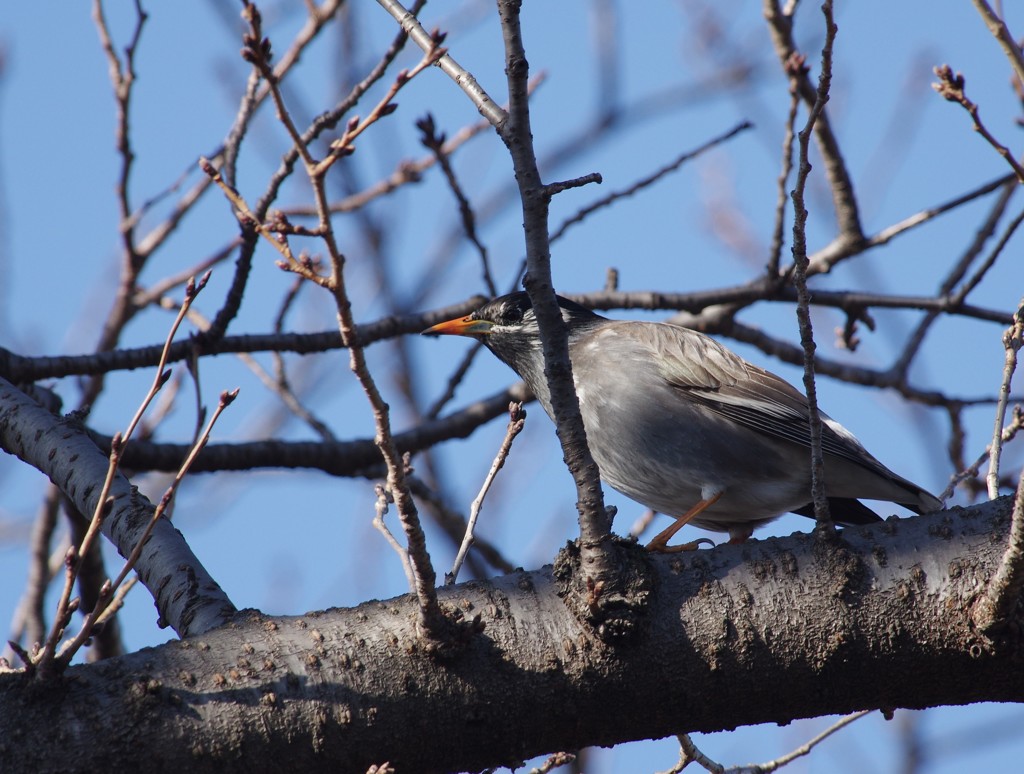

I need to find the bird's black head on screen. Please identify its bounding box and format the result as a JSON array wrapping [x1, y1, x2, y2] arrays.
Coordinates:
[[423, 291, 603, 340], [423, 292, 607, 405]]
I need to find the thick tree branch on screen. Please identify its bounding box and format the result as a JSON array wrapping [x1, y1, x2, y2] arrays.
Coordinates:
[[0, 499, 1016, 773]]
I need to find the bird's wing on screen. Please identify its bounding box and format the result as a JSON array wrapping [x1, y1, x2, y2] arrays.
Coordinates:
[[644, 322, 893, 475]]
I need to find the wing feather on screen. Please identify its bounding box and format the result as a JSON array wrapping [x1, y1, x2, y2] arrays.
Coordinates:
[[643, 322, 896, 477]]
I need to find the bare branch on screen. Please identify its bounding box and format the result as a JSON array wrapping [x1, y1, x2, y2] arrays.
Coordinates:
[[375, 0, 507, 126], [55, 389, 238, 668], [417, 113, 497, 296], [549, 121, 753, 246], [767, 55, 802, 280], [664, 733, 723, 774], [933, 64, 1024, 183], [31, 274, 213, 675], [972, 462, 1024, 634], [750, 711, 870, 772], [764, 0, 864, 244], [987, 301, 1024, 498], [373, 484, 417, 594], [789, 0, 837, 525], [447, 402, 525, 585], [970, 0, 1024, 87], [942, 406, 1024, 501]]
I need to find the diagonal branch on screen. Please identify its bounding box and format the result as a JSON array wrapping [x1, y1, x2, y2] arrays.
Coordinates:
[[0, 378, 235, 640]]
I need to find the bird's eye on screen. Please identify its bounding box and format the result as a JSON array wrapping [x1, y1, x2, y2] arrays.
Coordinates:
[[500, 303, 524, 325]]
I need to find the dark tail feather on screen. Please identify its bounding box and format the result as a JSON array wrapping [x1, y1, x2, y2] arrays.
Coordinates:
[[792, 498, 881, 526]]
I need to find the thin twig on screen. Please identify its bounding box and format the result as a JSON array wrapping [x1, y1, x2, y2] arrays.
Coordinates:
[[418, 113, 497, 296], [424, 340, 487, 420], [789, 0, 837, 525], [55, 388, 238, 667], [548, 121, 752, 245], [202, 0, 399, 344], [374, 484, 417, 592], [406, 476, 516, 576], [752, 711, 871, 772], [972, 462, 1024, 635], [82, 0, 150, 414], [282, 60, 519, 220], [933, 64, 1024, 184], [6, 487, 61, 657], [806, 172, 1017, 276], [316, 48, 446, 178], [93, 577, 137, 630], [956, 208, 1024, 309], [941, 405, 1023, 501], [888, 182, 1018, 381], [987, 300, 1024, 498], [766, 55, 802, 280], [661, 733, 723, 774], [200, 158, 316, 281], [131, 240, 240, 309], [447, 403, 525, 585]]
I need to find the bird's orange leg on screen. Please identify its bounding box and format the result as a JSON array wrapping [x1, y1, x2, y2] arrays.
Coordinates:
[[645, 493, 723, 553]]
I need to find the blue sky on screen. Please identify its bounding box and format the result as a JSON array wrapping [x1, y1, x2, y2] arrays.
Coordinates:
[[2, 2, 1023, 771]]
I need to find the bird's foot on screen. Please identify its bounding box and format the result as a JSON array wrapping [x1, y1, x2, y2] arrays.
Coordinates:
[[646, 537, 715, 553], [643, 494, 723, 553]]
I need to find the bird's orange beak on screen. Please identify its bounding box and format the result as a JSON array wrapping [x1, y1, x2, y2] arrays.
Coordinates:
[[422, 316, 493, 337]]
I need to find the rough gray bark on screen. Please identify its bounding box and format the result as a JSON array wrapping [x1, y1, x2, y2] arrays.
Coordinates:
[[0, 496, 1019, 773]]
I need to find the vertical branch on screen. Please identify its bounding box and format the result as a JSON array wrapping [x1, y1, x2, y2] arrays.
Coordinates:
[[764, 0, 864, 246], [987, 301, 1024, 498], [767, 55, 803, 280], [494, 0, 612, 569], [790, 0, 837, 524], [84, 0, 150, 410], [377, 0, 614, 587]]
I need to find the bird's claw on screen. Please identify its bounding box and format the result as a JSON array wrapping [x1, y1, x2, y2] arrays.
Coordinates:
[[646, 537, 715, 553]]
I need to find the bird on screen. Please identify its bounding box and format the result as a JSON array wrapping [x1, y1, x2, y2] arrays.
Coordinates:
[[423, 291, 942, 551]]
